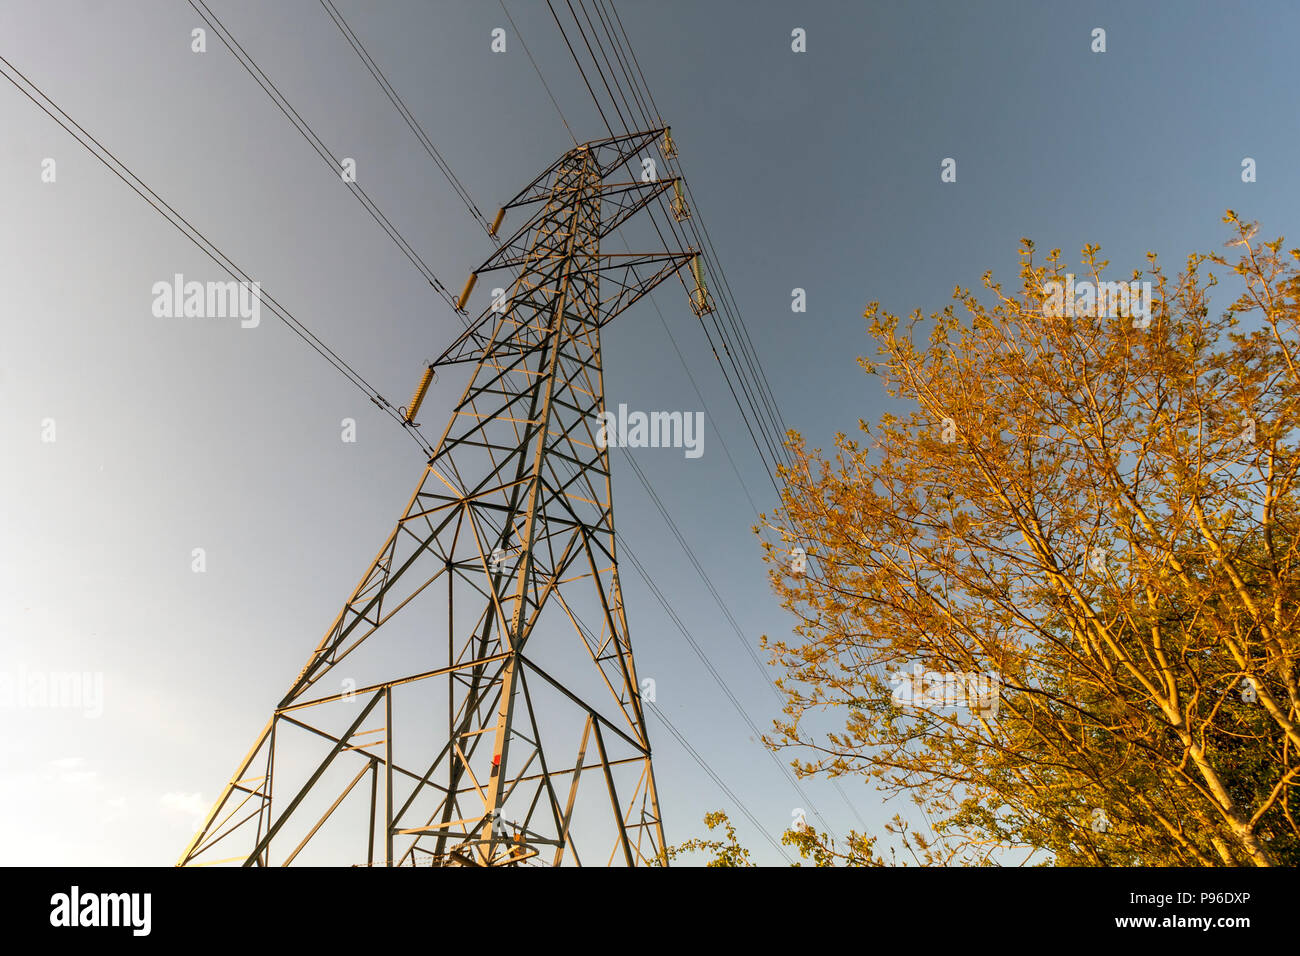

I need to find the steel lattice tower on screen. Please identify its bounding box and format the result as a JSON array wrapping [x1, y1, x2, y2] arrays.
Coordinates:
[[179, 129, 699, 867]]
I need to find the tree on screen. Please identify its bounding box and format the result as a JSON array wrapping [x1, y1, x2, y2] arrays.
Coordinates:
[[662, 811, 756, 867], [759, 213, 1300, 866], [664, 811, 888, 867]]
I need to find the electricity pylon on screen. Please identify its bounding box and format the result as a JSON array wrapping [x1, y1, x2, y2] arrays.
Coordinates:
[[179, 129, 699, 867]]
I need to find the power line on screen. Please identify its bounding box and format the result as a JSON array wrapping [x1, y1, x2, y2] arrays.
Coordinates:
[[619, 449, 778, 704], [570, 0, 812, 609], [319, 0, 493, 234], [598, 1, 790, 476], [616, 540, 834, 836], [499, 0, 578, 147], [543, 0, 888, 842], [636, 282, 767, 515], [532, 0, 845, 841], [646, 700, 794, 864], [541, 0, 796, 667], [187, 0, 463, 317], [833, 777, 871, 831], [552, 0, 795, 489], [0, 51, 433, 458], [557, 562, 795, 864], [594, 0, 795, 474], [545, 0, 615, 137], [579, 0, 789, 454]]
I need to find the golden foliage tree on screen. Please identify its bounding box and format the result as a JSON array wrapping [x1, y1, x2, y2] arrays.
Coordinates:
[[662, 811, 756, 867], [761, 213, 1300, 866], [665, 811, 887, 867]]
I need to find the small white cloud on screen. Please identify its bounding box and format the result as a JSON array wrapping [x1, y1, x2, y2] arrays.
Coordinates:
[[48, 758, 99, 790], [160, 791, 207, 829]]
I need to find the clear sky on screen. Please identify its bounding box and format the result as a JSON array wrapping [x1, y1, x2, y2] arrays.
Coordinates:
[[2, 0, 1299, 866]]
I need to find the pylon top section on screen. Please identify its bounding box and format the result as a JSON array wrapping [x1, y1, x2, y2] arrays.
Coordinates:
[[502, 128, 672, 210], [431, 128, 694, 371]]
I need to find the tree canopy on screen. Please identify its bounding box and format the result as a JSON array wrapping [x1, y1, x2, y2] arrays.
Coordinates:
[[740, 214, 1300, 866]]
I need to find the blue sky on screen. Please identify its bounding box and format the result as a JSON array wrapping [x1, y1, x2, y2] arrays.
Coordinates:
[[2, 0, 1299, 865]]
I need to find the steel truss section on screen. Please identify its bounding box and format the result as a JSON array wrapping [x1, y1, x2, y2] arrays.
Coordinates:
[[179, 130, 690, 868]]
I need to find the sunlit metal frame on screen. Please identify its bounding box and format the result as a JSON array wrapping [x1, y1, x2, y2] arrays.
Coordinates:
[[179, 129, 690, 868]]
